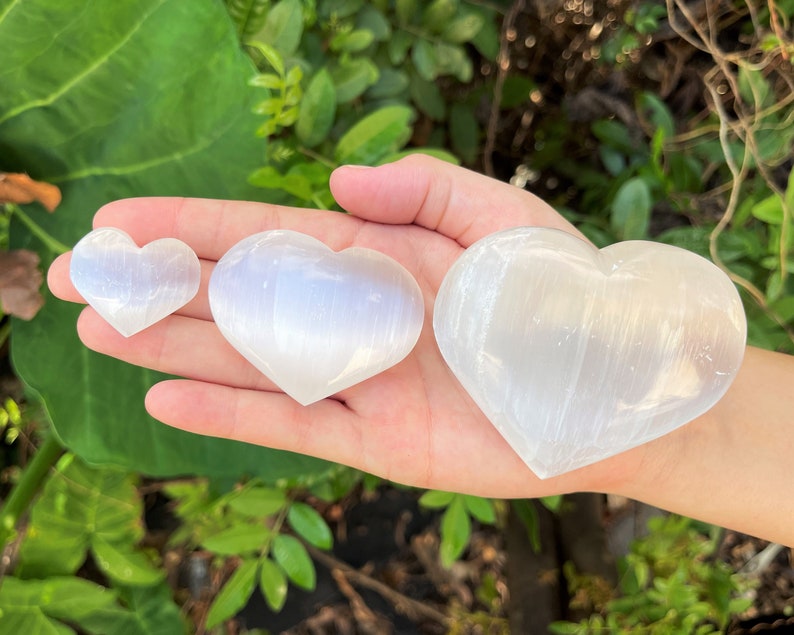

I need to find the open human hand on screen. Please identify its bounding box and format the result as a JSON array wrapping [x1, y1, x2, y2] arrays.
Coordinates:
[[47, 155, 660, 499]]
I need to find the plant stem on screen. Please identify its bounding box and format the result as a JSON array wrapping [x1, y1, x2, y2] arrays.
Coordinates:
[[0, 432, 65, 550], [9, 204, 70, 255]]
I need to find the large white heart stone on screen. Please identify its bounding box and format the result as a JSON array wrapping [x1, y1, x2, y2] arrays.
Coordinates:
[[208, 230, 424, 405], [434, 227, 746, 478], [70, 228, 200, 337]]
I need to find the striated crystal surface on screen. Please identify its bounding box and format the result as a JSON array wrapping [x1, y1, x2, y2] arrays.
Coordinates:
[[70, 228, 200, 337], [208, 230, 424, 405], [433, 227, 747, 479]]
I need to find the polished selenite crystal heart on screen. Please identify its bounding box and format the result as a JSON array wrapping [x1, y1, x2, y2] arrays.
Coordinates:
[[208, 230, 424, 405], [434, 227, 746, 478], [70, 228, 200, 337]]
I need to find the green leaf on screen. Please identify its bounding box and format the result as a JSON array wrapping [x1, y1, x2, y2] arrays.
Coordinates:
[[334, 105, 414, 165], [511, 500, 541, 552], [330, 29, 375, 53], [450, 103, 478, 164], [205, 559, 259, 629], [439, 495, 470, 567], [395, 0, 418, 25], [201, 524, 269, 556], [638, 91, 675, 139], [227, 486, 287, 518], [367, 68, 410, 99], [248, 40, 285, 76], [287, 502, 333, 549], [78, 583, 186, 635], [410, 74, 446, 120], [261, 0, 304, 56], [539, 495, 563, 512], [418, 489, 455, 509], [356, 6, 391, 41], [388, 30, 414, 65], [331, 57, 380, 103], [738, 64, 772, 108], [17, 456, 142, 578], [442, 11, 484, 43], [412, 38, 438, 81], [225, 0, 272, 40], [91, 535, 165, 586], [611, 177, 651, 240], [0, 576, 117, 622], [462, 495, 496, 524], [259, 558, 288, 612], [296, 69, 336, 147], [423, 0, 458, 33], [4, 0, 329, 483], [272, 534, 316, 590], [751, 194, 784, 224]]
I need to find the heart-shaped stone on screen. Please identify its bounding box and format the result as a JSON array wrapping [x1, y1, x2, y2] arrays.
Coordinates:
[[208, 230, 424, 405], [70, 228, 200, 337], [434, 227, 746, 478]]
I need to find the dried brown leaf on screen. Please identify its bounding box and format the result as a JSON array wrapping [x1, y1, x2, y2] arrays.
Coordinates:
[[0, 173, 62, 212], [0, 250, 44, 320]]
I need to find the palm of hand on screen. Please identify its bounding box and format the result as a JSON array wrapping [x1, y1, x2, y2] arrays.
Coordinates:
[[48, 156, 631, 498]]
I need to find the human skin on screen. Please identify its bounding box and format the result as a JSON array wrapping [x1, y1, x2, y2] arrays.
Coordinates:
[[47, 154, 794, 545]]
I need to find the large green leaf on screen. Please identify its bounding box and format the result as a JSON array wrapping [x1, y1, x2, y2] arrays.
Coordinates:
[[0, 0, 328, 481]]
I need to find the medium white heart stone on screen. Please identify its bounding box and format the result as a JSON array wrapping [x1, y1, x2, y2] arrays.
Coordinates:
[[208, 230, 424, 405], [70, 228, 200, 337], [434, 227, 746, 479]]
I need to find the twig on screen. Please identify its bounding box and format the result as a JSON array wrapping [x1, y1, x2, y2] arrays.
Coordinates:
[[483, 0, 526, 178], [306, 544, 451, 627]]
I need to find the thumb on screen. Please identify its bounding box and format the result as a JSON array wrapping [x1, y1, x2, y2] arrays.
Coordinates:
[[329, 154, 580, 246]]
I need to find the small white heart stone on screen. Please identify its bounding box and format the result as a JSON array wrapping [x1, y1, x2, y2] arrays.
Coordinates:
[[70, 228, 201, 337], [434, 227, 746, 479], [208, 230, 424, 405]]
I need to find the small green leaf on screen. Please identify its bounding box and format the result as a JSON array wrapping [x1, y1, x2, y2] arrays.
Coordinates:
[[388, 30, 414, 65], [611, 177, 651, 240], [442, 11, 484, 43], [287, 502, 333, 550], [439, 495, 470, 567], [91, 536, 164, 586], [395, 0, 418, 25], [272, 534, 316, 591], [751, 194, 784, 225], [259, 558, 288, 612], [410, 74, 446, 120], [412, 38, 438, 81], [261, 0, 304, 56], [539, 495, 563, 512], [367, 68, 409, 99], [228, 486, 287, 518], [249, 73, 284, 89], [331, 57, 379, 103], [205, 559, 259, 629], [511, 500, 541, 552], [356, 6, 391, 41], [201, 524, 269, 556], [247, 40, 285, 76], [330, 29, 375, 53], [296, 69, 336, 147], [334, 105, 414, 165], [418, 489, 455, 509], [462, 495, 495, 524], [423, 0, 458, 33]]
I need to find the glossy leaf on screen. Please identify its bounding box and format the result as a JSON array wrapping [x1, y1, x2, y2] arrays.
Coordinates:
[[334, 105, 414, 165], [17, 456, 143, 578], [91, 535, 165, 586], [225, 0, 271, 40], [227, 486, 287, 518], [259, 557, 288, 612], [261, 0, 304, 56], [331, 57, 380, 103], [201, 524, 269, 556], [287, 502, 333, 549], [611, 177, 651, 240], [205, 559, 259, 629], [272, 534, 316, 590], [418, 489, 455, 509], [296, 69, 336, 147], [2, 0, 329, 482], [462, 495, 496, 524], [439, 495, 470, 567], [442, 11, 484, 43]]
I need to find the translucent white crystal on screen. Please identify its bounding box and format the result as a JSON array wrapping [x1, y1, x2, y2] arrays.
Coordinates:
[[433, 227, 746, 478], [70, 228, 200, 337], [208, 230, 424, 405]]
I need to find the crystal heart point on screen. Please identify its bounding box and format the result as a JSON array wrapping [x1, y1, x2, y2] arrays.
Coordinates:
[[70, 228, 200, 337], [208, 230, 424, 405], [433, 227, 746, 478]]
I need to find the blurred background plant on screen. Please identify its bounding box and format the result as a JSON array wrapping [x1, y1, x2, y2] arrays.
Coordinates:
[[0, 0, 791, 632]]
